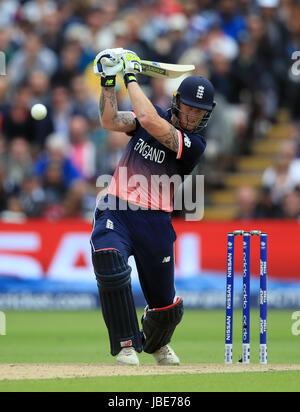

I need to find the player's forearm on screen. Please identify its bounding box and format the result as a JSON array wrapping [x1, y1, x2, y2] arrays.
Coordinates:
[[99, 87, 118, 128], [127, 82, 158, 126], [127, 81, 179, 153], [99, 87, 136, 132]]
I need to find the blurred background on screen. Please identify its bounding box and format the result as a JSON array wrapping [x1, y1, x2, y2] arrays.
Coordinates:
[[0, 0, 300, 311]]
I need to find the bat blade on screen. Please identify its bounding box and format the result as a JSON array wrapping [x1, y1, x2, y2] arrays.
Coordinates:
[[140, 61, 195, 79], [100, 56, 195, 79]]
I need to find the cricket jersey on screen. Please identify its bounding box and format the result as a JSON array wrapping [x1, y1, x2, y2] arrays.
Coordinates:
[[98, 105, 206, 212]]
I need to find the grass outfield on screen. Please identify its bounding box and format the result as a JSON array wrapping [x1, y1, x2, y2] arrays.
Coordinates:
[[0, 309, 299, 392]]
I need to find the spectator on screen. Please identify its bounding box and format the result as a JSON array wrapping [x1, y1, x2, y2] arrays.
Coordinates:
[[28, 70, 51, 106], [0, 77, 10, 122], [209, 52, 236, 102], [230, 33, 267, 149], [253, 187, 283, 218], [50, 86, 75, 139], [0, 163, 18, 213], [218, 0, 247, 41], [0, 135, 6, 163], [175, 41, 210, 80], [281, 190, 300, 219], [0, 196, 26, 223], [291, 122, 300, 158], [0, 27, 15, 68], [0, 0, 18, 27], [255, 0, 291, 112], [149, 78, 171, 111], [97, 130, 131, 176], [5, 137, 33, 187], [22, 0, 57, 25], [63, 23, 95, 72], [204, 92, 238, 182], [204, 21, 239, 61], [42, 161, 66, 205], [230, 34, 264, 104], [180, 0, 200, 19], [27, 71, 54, 146], [0, 164, 8, 212], [70, 75, 99, 122], [69, 115, 96, 180], [262, 141, 300, 205], [62, 180, 88, 219], [85, 6, 114, 52], [2, 88, 36, 143], [19, 176, 46, 218], [163, 13, 190, 63], [41, 161, 67, 220], [8, 32, 58, 89], [51, 40, 82, 87], [34, 133, 81, 188], [110, 19, 134, 51], [40, 10, 64, 54], [235, 186, 258, 219]]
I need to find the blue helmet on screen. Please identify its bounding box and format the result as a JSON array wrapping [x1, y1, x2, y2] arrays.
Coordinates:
[[171, 76, 216, 133]]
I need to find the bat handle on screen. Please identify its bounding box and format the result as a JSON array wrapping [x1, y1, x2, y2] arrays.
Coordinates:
[[101, 56, 121, 67]]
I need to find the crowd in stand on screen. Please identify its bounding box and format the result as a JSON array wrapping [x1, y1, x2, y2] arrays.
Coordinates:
[[236, 136, 300, 219], [0, 0, 299, 221]]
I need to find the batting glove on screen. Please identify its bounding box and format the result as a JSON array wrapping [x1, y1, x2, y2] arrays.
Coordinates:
[[121, 50, 142, 88], [94, 48, 124, 87]]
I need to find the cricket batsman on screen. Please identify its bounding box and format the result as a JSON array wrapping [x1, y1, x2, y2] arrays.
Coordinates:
[[90, 48, 216, 366]]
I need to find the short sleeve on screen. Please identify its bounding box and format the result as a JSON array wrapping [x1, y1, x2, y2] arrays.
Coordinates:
[[176, 130, 206, 166], [126, 105, 164, 137], [126, 112, 141, 137]]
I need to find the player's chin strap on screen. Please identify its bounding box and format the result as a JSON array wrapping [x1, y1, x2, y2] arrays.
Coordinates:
[[142, 297, 184, 354], [171, 94, 216, 133]]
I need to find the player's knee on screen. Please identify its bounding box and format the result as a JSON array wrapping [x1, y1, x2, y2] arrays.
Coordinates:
[[92, 249, 131, 288], [142, 297, 184, 353]]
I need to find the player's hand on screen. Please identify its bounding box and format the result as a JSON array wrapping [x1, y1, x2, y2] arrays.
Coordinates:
[[121, 50, 142, 75], [93, 48, 124, 78]]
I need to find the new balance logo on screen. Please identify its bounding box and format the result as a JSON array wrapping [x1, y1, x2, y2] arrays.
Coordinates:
[[104, 79, 114, 86], [106, 219, 114, 230], [184, 134, 191, 148], [196, 85, 205, 99], [162, 256, 171, 263]]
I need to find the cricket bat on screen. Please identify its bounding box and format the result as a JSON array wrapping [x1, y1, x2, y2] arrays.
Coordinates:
[[140, 60, 195, 79], [100, 56, 195, 79]]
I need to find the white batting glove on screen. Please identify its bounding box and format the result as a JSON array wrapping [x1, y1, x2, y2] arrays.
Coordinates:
[[93, 48, 124, 78], [121, 50, 142, 75]]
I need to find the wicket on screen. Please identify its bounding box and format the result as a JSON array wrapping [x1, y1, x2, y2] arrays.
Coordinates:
[[225, 230, 268, 365]]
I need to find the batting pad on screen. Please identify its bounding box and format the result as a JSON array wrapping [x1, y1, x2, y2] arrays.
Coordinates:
[[142, 297, 184, 353], [92, 249, 143, 356]]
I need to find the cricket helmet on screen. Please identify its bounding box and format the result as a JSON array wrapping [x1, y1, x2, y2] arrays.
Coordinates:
[[171, 76, 216, 132]]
